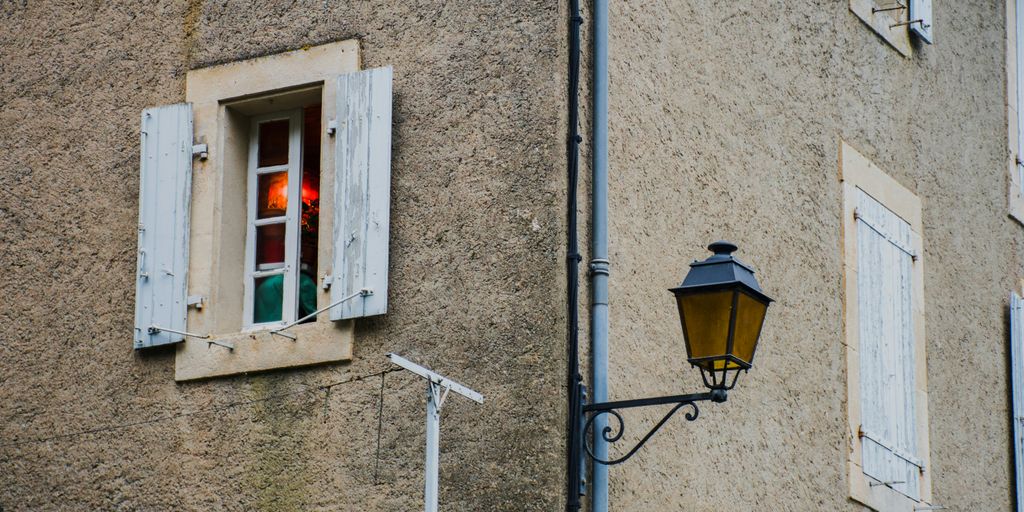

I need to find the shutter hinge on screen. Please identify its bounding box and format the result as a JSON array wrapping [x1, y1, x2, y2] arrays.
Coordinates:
[[327, 119, 338, 137], [187, 295, 206, 310], [322, 275, 332, 290], [192, 143, 208, 161]]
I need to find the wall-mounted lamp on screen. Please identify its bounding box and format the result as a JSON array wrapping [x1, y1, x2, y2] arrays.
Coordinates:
[[567, 241, 772, 508]]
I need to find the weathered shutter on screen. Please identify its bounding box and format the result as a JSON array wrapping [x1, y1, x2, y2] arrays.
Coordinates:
[[133, 104, 193, 349], [331, 67, 393, 321], [856, 188, 921, 500], [1017, 0, 1024, 189], [1011, 292, 1024, 512], [909, 0, 932, 44]]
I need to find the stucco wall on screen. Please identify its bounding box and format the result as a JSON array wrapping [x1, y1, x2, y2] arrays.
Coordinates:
[[594, 1, 1019, 510], [0, 2, 567, 510]]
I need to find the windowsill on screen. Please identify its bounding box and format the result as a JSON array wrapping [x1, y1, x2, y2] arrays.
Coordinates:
[[850, 0, 913, 57], [849, 462, 933, 512], [175, 317, 353, 382]]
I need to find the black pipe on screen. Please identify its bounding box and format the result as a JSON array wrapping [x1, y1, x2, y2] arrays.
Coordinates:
[[565, 0, 584, 510]]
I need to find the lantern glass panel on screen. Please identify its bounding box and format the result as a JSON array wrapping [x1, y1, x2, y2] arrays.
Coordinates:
[[732, 290, 768, 365], [678, 290, 733, 363]]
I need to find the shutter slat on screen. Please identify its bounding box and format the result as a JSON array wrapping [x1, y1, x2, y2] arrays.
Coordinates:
[[331, 67, 393, 320], [134, 103, 193, 349]]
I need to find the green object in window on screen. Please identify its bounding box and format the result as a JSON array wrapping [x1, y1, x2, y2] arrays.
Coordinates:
[[254, 272, 318, 324]]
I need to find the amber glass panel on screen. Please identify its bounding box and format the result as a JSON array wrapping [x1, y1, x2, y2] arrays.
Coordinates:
[[258, 119, 289, 167], [257, 172, 288, 218], [255, 224, 286, 270], [253, 275, 284, 324], [300, 104, 321, 273], [678, 290, 734, 362], [732, 291, 768, 365]]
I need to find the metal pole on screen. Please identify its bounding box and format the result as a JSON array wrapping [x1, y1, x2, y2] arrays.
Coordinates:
[[590, 0, 610, 510], [424, 381, 440, 512]]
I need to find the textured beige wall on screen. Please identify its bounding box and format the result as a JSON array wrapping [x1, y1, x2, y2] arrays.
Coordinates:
[[592, 1, 1020, 510], [0, 2, 567, 510]]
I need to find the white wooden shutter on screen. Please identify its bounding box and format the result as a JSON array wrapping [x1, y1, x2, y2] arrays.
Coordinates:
[[133, 103, 193, 349], [1017, 0, 1024, 190], [1011, 292, 1024, 512], [855, 188, 921, 500], [909, 0, 932, 44], [331, 67, 393, 320]]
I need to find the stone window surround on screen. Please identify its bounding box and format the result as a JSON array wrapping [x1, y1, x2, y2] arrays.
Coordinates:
[[176, 40, 360, 381], [840, 141, 933, 512]]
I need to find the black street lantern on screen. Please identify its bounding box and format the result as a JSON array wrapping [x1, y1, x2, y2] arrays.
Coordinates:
[[670, 241, 773, 392], [566, 240, 774, 512]]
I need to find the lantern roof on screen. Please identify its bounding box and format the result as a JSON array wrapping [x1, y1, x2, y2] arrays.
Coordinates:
[[670, 241, 773, 304]]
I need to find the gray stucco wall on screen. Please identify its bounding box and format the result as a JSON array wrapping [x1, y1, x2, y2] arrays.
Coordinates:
[[0, 2, 568, 510], [593, 1, 1019, 510]]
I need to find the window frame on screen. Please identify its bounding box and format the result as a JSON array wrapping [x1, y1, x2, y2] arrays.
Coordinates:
[[840, 141, 933, 512]]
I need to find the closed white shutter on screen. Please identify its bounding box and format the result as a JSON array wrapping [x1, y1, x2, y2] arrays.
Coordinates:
[[133, 103, 194, 349], [331, 67, 393, 321], [1011, 292, 1024, 512], [908, 0, 932, 43], [856, 188, 921, 500], [1017, 0, 1024, 190]]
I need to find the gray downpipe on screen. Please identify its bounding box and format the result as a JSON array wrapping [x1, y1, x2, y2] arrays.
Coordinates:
[[589, 0, 610, 511]]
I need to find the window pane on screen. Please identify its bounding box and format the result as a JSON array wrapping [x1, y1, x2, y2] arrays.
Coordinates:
[[255, 224, 286, 270], [258, 119, 289, 167], [257, 171, 288, 218], [299, 104, 322, 324], [253, 275, 284, 324]]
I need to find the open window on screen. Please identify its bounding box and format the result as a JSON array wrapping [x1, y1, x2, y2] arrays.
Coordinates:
[[132, 41, 393, 381]]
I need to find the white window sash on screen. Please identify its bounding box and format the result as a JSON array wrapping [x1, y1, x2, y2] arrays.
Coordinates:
[[243, 109, 303, 329]]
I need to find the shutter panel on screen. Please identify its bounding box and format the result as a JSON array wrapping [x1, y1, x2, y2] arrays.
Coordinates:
[[1011, 292, 1024, 512], [908, 0, 932, 44], [133, 104, 193, 349], [1017, 0, 1024, 188], [331, 67, 393, 321], [856, 189, 921, 500]]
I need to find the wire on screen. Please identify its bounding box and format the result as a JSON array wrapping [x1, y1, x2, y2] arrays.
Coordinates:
[[0, 367, 402, 449], [373, 371, 387, 485]]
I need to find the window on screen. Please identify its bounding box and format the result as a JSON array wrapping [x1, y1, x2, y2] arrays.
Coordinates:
[[840, 142, 933, 511], [1007, 0, 1024, 222], [133, 41, 394, 381]]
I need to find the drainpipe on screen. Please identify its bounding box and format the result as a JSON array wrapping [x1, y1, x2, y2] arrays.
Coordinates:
[[589, 0, 610, 511]]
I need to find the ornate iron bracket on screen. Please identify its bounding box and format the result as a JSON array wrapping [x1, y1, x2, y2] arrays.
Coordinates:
[[581, 389, 726, 466]]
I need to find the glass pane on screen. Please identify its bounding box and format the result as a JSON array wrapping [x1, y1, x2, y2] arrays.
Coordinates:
[[255, 223, 286, 271], [678, 290, 733, 363], [253, 275, 284, 324], [733, 291, 768, 365], [257, 171, 288, 219], [299, 104, 322, 324], [258, 119, 289, 167]]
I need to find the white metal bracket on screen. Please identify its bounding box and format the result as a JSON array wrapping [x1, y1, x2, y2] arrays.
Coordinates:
[[327, 119, 338, 137], [192, 143, 208, 161], [322, 274, 332, 290], [187, 295, 205, 310]]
